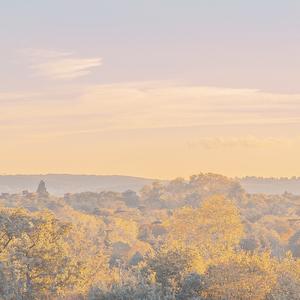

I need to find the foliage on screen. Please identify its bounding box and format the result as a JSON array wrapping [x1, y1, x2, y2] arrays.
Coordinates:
[[165, 195, 244, 263], [1, 173, 300, 299]]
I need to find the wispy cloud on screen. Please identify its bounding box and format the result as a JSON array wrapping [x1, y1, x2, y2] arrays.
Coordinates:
[[2, 82, 300, 136], [0, 91, 41, 104], [187, 136, 294, 150], [21, 48, 102, 80], [32, 58, 102, 79], [2, 82, 300, 177], [77, 82, 300, 130]]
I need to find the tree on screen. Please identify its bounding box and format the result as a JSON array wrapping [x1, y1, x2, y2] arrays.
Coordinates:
[[36, 180, 49, 197], [0, 207, 86, 299], [144, 244, 205, 297], [267, 253, 300, 300], [203, 252, 277, 300], [165, 195, 244, 263]]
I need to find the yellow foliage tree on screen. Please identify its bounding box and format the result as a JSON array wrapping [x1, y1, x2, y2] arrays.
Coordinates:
[[0, 207, 103, 299], [165, 195, 244, 264], [203, 251, 277, 300]]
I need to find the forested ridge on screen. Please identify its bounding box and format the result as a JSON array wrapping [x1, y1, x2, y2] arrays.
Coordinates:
[[1, 173, 300, 299]]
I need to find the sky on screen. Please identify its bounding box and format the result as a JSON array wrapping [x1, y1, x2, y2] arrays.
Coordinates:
[[1, 0, 300, 179]]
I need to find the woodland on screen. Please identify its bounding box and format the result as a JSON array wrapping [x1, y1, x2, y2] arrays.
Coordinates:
[[1, 174, 300, 299]]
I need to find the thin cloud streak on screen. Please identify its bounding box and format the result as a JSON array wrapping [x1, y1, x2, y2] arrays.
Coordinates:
[[1, 82, 300, 137], [21, 48, 102, 80], [1, 82, 300, 177], [187, 136, 295, 150]]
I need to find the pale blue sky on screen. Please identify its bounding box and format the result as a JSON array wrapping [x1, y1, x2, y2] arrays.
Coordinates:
[[1, 1, 300, 92]]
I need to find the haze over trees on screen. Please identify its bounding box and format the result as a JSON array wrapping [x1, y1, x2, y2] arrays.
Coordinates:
[[1, 174, 300, 299], [1, 174, 300, 196]]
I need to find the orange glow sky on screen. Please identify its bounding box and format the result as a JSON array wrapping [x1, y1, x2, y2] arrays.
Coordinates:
[[1, 1, 300, 178]]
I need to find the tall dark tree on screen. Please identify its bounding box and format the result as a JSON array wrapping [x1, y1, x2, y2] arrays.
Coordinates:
[[36, 180, 49, 197]]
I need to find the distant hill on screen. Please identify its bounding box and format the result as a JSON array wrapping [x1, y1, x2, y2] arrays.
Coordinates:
[[238, 177, 300, 195], [0, 174, 158, 195], [1, 174, 299, 196]]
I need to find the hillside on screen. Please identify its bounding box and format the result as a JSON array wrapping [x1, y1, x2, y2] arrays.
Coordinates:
[[0, 174, 158, 195], [1, 174, 300, 196]]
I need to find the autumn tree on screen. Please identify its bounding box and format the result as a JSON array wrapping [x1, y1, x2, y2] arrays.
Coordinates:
[[165, 195, 244, 263], [267, 253, 300, 300], [0, 207, 89, 299], [203, 251, 277, 300]]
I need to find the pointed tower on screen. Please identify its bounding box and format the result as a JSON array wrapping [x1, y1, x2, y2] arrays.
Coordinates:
[[36, 180, 49, 197]]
